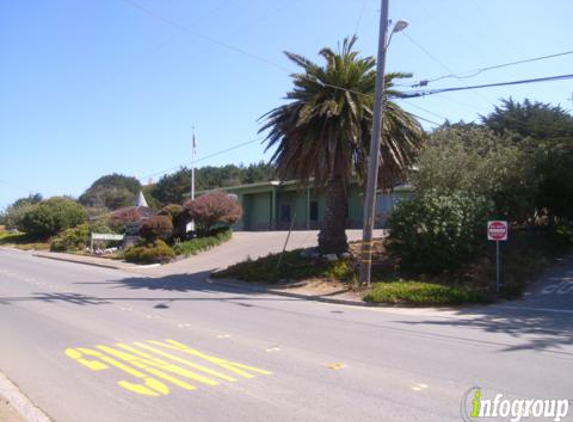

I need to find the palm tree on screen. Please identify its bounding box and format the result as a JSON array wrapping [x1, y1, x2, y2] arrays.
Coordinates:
[[259, 36, 424, 253]]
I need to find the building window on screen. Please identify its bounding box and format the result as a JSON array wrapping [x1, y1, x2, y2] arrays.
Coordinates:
[[280, 204, 291, 222], [310, 201, 318, 221]]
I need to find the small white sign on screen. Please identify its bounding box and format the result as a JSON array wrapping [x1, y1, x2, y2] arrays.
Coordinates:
[[91, 233, 124, 241], [487, 221, 508, 241]]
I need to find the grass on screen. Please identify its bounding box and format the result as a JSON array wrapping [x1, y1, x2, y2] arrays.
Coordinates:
[[212, 227, 572, 306], [172, 229, 233, 257], [213, 249, 353, 282], [0, 230, 50, 250], [364, 280, 490, 306]]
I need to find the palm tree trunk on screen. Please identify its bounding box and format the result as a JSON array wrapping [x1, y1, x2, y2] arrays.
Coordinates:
[[318, 174, 348, 254]]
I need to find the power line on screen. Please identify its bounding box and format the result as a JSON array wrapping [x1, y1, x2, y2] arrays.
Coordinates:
[[119, 0, 291, 73], [407, 112, 442, 127], [401, 73, 573, 99], [412, 49, 573, 87], [397, 100, 448, 121], [144, 137, 264, 180], [402, 32, 495, 107]]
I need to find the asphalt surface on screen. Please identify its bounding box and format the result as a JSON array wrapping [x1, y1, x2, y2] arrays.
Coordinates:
[[0, 247, 572, 422]]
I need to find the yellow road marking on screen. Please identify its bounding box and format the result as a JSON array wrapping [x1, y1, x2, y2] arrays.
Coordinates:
[[116, 343, 221, 386], [149, 339, 272, 377], [133, 343, 238, 383], [75, 347, 169, 396], [66, 339, 271, 397], [410, 382, 429, 392], [327, 363, 346, 370]]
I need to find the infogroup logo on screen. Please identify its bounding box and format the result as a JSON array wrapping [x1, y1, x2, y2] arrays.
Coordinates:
[[461, 387, 571, 422]]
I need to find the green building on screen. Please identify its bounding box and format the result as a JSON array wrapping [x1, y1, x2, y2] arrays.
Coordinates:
[[200, 180, 411, 231]]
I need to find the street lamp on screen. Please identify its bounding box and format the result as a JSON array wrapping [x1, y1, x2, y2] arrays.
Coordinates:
[[358, 2, 408, 287]]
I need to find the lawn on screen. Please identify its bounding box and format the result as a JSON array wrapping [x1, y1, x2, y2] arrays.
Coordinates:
[[0, 230, 50, 250]]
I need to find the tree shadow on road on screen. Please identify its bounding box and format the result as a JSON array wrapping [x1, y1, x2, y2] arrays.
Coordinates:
[[394, 305, 573, 354], [0, 270, 297, 308]]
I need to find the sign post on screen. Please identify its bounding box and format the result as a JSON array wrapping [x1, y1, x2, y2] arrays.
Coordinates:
[[487, 221, 508, 293]]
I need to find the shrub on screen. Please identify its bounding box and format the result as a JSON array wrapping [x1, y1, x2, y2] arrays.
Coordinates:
[[17, 197, 86, 238], [109, 206, 153, 231], [364, 280, 489, 305], [159, 204, 184, 220], [50, 224, 91, 252], [172, 228, 232, 256], [159, 204, 186, 239], [183, 191, 242, 235], [213, 249, 353, 282], [139, 215, 173, 242], [124, 240, 175, 264], [387, 191, 493, 274]]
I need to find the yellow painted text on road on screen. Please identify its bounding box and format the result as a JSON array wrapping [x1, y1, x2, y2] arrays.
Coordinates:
[[65, 339, 271, 397]]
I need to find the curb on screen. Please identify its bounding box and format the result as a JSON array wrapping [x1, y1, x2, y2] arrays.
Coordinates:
[[0, 372, 52, 422], [205, 277, 373, 307], [32, 253, 160, 271], [32, 253, 124, 270]]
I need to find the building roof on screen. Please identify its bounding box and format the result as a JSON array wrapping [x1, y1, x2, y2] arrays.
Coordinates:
[[134, 190, 149, 207]]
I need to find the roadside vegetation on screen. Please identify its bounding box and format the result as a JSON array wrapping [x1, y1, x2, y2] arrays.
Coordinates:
[[0, 189, 241, 264], [214, 250, 352, 282], [1, 33, 572, 303], [215, 95, 573, 305], [122, 192, 240, 264], [259, 35, 423, 254]]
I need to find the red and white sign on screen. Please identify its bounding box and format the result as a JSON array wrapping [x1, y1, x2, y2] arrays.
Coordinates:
[[487, 221, 508, 241]]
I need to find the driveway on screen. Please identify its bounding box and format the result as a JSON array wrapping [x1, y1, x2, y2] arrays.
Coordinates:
[[495, 253, 573, 314], [138, 229, 386, 277]]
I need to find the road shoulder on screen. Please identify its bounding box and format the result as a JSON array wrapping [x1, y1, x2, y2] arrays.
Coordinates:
[[0, 371, 52, 422]]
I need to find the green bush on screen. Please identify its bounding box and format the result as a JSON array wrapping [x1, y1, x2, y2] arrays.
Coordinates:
[[414, 126, 537, 222], [159, 204, 186, 239], [124, 240, 175, 264], [387, 191, 493, 274], [364, 280, 489, 305], [213, 249, 353, 282], [139, 215, 173, 242], [172, 229, 232, 256], [50, 224, 91, 252], [17, 197, 86, 238]]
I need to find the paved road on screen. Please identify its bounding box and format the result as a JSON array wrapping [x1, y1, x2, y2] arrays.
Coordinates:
[[0, 248, 572, 422]]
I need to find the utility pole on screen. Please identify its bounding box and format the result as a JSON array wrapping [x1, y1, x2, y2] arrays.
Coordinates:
[[359, 0, 390, 287]]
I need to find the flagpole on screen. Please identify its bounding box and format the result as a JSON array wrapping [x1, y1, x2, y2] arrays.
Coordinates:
[[191, 127, 196, 201], [189, 127, 196, 233]]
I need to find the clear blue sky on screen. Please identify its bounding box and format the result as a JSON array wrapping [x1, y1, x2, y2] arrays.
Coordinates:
[[1, 0, 572, 208]]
